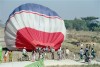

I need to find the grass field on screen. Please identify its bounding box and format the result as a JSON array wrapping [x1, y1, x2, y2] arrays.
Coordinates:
[[62, 30, 100, 60]]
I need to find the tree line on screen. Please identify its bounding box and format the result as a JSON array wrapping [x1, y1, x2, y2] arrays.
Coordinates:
[[64, 16, 100, 31]]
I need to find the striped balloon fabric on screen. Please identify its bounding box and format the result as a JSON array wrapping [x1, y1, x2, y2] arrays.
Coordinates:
[[5, 3, 66, 51]]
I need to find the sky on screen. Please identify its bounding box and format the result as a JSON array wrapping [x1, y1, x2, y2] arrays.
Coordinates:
[[0, 0, 100, 24]]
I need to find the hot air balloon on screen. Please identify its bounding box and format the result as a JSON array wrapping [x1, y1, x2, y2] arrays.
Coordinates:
[[5, 3, 66, 51]]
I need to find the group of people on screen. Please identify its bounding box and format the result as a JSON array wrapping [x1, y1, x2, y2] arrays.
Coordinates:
[[79, 44, 96, 62], [57, 47, 70, 60], [0, 44, 96, 63], [22, 47, 70, 61], [22, 47, 50, 61]]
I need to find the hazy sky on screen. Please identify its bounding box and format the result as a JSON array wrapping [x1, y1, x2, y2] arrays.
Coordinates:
[[0, 0, 100, 24]]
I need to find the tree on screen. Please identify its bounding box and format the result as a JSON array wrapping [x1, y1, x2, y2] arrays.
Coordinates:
[[64, 16, 100, 31], [73, 18, 88, 31], [64, 18, 88, 31], [81, 16, 99, 31], [81, 16, 99, 21], [64, 20, 73, 30]]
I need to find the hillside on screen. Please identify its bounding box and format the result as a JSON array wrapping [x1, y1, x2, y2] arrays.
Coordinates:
[[62, 30, 100, 59], [0, 26, 6, 47]]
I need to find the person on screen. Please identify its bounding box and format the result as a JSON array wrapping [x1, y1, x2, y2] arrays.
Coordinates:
[[40, 48, 44, 59], [31, 50, 36, 62], [51, 48, 55, 59], [22, 47, 27, 57], [38, 47, 41, 59], [65, 48, 70, 59], [84, 49, 90, 62], [62, 48, 65, 59], [79, 48, 84, 60], [91, 48, 96, 59], [22, 47, 29, 61], [44, 47, 49, 60], [57, 47, 62, 60], [4, 50, 8, 62], [0, 45, 2, 62], [84, 45, 89, 53], [8, 50, 13, 62]]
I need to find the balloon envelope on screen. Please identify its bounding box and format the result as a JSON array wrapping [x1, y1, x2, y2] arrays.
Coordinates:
[[5, 3, 66, 51]]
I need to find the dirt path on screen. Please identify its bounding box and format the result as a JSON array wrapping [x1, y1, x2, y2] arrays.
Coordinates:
[[0, 59, 100, 67], [44, 59, 100, 66]]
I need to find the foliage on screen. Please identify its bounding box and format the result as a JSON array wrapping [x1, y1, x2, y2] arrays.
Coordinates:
[[64, 16, 100, 31], [81, 16, 99, 21]]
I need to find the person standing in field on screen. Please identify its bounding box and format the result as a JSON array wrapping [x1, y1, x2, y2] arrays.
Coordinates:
[[22, 47, 27, 57], [0, 45, 2, 62], [31, 50, 36, 62], [57, 47, 62, 60], [4, 50, 8, 62], [8, 50, 13, 62], [79, 48, 84, 60], [84, 49, 90, 62], [84, 45, 89, 53], [91, 48, 96, 59], [65, 48, 70, 59], [38, 47, 41, 59], [62, 48, 65, 59], [45, 47, 49, 59], [51, 48, 55, 60]]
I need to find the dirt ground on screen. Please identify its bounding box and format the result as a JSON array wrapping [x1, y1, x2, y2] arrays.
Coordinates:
[[0, 59, 100, 67]]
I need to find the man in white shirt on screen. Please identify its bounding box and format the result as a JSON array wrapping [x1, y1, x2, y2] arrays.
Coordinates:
[[22, 47, 27, 57], [80, 48, 84, 60]]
